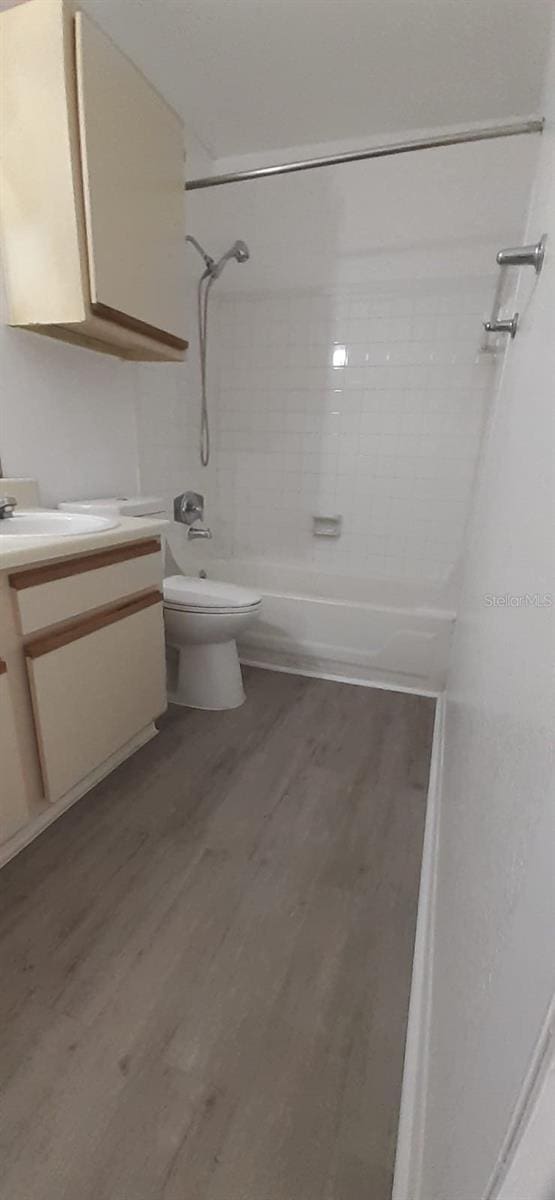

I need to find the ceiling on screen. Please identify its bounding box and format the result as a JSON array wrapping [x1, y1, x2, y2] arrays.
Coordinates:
[[82, 0, 552, 159]]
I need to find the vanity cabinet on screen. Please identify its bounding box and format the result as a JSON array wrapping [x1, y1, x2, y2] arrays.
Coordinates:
[[1, 532, 167, 860], [0, 0, 187, 361], [0, 662, 30, 841]]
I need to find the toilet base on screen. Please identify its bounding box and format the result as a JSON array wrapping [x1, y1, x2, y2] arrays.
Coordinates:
[[169, 640, 246, 710]]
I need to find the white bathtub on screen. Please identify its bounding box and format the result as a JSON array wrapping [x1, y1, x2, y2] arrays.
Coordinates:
[[186, 557, 455, 693]]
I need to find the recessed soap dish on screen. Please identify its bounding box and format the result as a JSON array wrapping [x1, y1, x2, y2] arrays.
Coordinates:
[[312, 515, 342, 538]]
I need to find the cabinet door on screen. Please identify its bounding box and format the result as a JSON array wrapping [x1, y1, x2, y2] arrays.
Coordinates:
[[0, 663, 30, 842], [75, 10, 186, 350], [26, 593, 166, 804]]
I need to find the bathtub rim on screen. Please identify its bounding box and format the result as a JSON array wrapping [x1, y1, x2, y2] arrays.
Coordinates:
[[185, 555, 457, 621]]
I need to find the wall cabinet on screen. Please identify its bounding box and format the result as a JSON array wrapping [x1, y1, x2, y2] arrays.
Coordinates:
[[0, 0, 187, 361]]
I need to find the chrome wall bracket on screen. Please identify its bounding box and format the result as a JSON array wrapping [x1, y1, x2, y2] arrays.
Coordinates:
[[483, 314, 519, 339], [484, 233, 547, 341], [496, 234, 547, 275]]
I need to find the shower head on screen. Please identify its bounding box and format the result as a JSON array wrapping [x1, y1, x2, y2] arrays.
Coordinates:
[[211, 239, 250, 278], [186, 235, 250, 281], [231, 240, 249, 263]]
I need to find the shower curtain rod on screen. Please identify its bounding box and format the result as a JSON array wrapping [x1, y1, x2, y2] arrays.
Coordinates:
[[185, 118, 544, 190]]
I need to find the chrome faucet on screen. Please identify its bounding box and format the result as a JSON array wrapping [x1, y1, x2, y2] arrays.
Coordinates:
[[187, 526, 212, 541], [0, 496, 17, 520], [187, 528, 211, 542]]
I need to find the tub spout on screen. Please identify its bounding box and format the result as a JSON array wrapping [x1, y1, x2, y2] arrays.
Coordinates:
[[188, 525, 212, 540]]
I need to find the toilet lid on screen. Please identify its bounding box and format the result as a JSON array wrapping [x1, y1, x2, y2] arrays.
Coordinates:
[[163, 574, 261, 612]]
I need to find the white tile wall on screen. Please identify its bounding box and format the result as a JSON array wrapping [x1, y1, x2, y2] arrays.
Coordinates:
[[211, 279, 497, 582]]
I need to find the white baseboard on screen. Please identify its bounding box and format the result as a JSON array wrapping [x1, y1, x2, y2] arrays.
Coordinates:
[[483, 995, 555, 1200], [240, 654, 441, 699], [0, 723, 158, 869], [392, 693, 445, 1200]]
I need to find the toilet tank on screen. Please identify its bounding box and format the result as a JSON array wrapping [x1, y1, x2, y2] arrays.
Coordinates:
[[58, 495, 166, 518]]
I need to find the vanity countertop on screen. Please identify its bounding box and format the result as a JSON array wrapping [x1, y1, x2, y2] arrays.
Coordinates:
[[0, 516, 168, 572]]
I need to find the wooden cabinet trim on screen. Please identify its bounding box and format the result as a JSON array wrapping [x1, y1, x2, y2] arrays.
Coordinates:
[[25, 590, 162, 659], [10, 538, 161, 591], [91, 302, 188, 352]]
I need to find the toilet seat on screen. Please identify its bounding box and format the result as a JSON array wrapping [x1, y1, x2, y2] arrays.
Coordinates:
[[163, 575, 262, 615]]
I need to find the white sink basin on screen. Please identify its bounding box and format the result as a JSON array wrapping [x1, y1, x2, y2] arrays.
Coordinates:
[[0, 510, 120, 537]]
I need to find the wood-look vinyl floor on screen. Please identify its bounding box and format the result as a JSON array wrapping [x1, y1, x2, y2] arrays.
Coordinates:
[[0, 668, 434, 1200]]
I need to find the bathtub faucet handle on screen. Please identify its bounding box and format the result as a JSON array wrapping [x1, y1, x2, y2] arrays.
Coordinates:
[[174, 491, 205, 526]]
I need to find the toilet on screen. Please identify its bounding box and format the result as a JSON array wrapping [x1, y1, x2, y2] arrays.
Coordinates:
[[163, 575, 262, 710]]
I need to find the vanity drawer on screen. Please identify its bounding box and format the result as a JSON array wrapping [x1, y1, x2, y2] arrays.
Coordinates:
[[10, 538, 162, 635], [25, 591, 166, 803]]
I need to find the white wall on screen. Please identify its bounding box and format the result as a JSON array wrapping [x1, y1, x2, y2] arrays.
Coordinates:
[[181, 134, 537, 583], [0, 270, 140, 506], [80, 0, 552, 159], [419, 28, 555, 1199], [496, 1030, 555, 1200]]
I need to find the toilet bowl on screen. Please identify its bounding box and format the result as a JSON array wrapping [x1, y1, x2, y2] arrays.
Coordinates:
[[163, 575, 262, 710]]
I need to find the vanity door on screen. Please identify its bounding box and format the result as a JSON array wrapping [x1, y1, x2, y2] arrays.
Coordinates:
[[25, 592, 166, 804], [0, 662, 30, 842]]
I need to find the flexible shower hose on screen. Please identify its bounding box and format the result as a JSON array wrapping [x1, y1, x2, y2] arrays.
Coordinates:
[[197, 270, 215, 467]]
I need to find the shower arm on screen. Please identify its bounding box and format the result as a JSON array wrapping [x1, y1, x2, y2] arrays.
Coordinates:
[[186, 235, 215, 272]]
